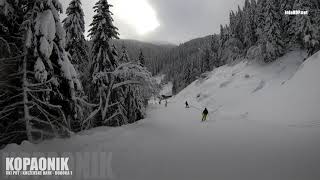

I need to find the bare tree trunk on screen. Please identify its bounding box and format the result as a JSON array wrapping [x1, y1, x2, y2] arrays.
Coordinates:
[[102, 76, 115, 120], [22, 54, 33, 142]]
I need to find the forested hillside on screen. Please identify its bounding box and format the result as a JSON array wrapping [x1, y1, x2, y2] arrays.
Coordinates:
[[156, 0, 320, 94], [110, 39, 175, 75], [159, 35, 219, 93]]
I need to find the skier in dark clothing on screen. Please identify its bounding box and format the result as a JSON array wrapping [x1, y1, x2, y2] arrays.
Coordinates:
[[202, 108, 209, 122], [185, 101, 189, 108]]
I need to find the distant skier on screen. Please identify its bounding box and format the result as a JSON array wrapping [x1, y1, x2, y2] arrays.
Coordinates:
[[202, 108, 209, 122], [165, 100, 168, 107], [185, 101, 189, 108]]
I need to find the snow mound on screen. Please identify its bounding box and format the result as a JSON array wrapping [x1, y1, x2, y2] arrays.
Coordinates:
[[246, 51, 320, 126]]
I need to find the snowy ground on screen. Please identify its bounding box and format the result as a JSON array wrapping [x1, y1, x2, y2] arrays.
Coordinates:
[[153, 74, 172, 96], [159, 82, 172, 96], [1, 50, 320, 180]]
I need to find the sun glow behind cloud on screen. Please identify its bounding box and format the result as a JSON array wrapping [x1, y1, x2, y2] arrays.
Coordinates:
[[110, 0, 160, 35]]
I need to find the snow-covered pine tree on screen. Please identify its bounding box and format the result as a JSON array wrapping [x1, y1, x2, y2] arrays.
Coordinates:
[[256, 0, 267, 44], [86, 0, 157, 128], [118, 47, 149, 123], [244, 0, 251, 18], [0, 0, 83, 145], [118, 49, 135, 122], [63, 0, 89, 76], [172, 79, 178, 95], [183, 63, 192, 85], [219, 23, 243, 64], [218, 25, 226, 65], [119, 45, 130, 63], [88, 0, 119, 81], [250, 0, 257, 10], [0, 0, 28, 145], [210, 35, 220, 68], [0, 0, 22, 58], [219, 24, 227, 47], [138, 50, 146, 67], [251, 0, 258, 32], [243, 0, 251, 47], [261, 0, 284, 62], [25, 0, 84, 137], [244, 0, 258, 48], [192, 59, 201, 80], [113, 62, 158, 124], [280, 0, 295, 45], [235, 6, 245, 43], [289, 0, 320, 56], [229, 10, 237, 38], [201, 47, 211, 73], [87, 0, 121, 127]]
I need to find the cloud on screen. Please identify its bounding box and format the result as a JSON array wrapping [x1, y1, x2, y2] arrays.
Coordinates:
[[61, 0, 245, 44], [112, 0, 160, 35]]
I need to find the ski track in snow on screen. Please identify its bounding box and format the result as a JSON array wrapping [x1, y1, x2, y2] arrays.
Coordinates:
[[2, 103, 320, 180]]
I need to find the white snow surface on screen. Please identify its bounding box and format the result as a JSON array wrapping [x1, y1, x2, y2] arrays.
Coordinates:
[[1, 50, 320, 180], [153, 74, 172, 96], [159, 82, 172, 96]]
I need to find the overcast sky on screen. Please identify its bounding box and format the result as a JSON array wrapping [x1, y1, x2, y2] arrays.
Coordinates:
[[61, 0, 245, 44]]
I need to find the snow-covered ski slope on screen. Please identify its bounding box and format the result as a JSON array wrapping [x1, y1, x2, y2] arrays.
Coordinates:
[[1, 50, 320, 180], [175, 50, 320, 127]]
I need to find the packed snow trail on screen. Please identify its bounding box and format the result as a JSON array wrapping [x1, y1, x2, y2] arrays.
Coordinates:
[[107, 102, 319, 180], [2, 102, 319, 180]]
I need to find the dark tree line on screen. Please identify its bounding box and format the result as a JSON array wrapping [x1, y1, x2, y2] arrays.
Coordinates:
[[110, 39, 175, 76]]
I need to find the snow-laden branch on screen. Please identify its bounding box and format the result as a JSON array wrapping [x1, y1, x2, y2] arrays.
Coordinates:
[[26, 78, 56, 87], [112, 62, 158, 96], [26, 88, 52, 92], [75, 97, 99, 107], [82, 90, 103, 129], [28, 92, 62, 109], [0, 111, 14, 121], [112, 80, 142, 90], [103, 112, 120, 124], [0, 53, 26, 62]]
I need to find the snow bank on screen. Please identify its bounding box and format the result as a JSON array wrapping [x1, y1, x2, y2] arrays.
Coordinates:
[[245, 51, 320, 126], [174, 50, 319, 126]]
